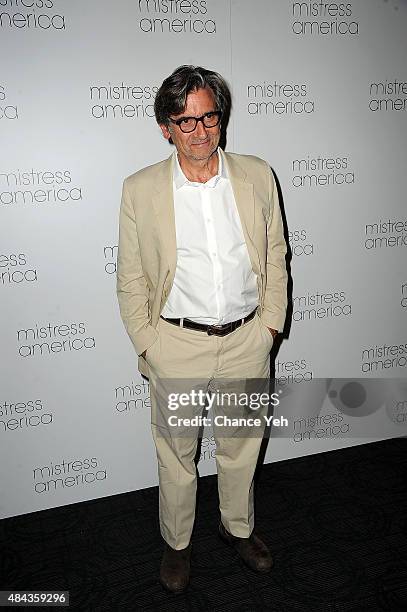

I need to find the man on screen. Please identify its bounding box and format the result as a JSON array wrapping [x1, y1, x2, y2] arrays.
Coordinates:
[[117, 65, 287, 593]]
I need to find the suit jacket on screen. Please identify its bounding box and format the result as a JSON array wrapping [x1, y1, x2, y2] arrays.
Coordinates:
[[117, 150, 287, 377]]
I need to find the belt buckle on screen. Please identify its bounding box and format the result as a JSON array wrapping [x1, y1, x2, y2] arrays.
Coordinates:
[[207, 324, 225, 336]]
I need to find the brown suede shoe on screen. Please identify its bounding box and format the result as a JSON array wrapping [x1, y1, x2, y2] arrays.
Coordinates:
[[159, 542, 191, 593], [218, 523, 273, 573]]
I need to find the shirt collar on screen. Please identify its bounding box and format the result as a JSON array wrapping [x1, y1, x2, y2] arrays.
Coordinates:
[[173, 148, 227, 190]]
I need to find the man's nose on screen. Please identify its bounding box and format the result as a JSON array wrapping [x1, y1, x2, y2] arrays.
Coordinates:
[[195, 119, 208, 137]]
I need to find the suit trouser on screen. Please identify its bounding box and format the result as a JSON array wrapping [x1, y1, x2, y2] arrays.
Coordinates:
[[146, 311, 273, 550]]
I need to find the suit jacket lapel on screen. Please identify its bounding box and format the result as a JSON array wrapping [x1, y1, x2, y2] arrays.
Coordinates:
[[223, 151, 261, 276], [152, 154, 177, 281]]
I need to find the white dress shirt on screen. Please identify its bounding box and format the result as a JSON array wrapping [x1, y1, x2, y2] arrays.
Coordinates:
[[161, 148, 259, 324]]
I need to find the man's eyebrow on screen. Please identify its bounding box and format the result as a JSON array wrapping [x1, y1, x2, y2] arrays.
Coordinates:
[[176, 111, 215, 119]]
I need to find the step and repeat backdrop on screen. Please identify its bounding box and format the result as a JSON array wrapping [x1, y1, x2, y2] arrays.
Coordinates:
[[1, 0, 406, 519]]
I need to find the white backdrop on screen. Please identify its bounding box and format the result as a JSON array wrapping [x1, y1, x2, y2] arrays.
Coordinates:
[[1, 0, 406, 519]]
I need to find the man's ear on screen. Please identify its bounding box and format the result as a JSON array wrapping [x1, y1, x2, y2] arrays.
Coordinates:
[[160, 123, 171, 141]]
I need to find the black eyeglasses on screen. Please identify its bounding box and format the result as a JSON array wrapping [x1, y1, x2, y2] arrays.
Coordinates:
[[168, 110, 222, 133]]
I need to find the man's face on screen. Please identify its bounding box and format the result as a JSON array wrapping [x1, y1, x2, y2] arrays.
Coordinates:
[[160, 86, 221, 163]]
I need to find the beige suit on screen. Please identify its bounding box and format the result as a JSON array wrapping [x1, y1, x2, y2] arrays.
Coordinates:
[[117, 149, 287, 548], [117, 150, 287, 376]]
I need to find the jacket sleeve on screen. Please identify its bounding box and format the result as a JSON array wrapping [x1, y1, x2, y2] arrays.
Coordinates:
[[260, 163, 288, 332], [116, 178, 158, 355]]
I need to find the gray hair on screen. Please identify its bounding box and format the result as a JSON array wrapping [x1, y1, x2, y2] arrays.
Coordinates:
[[154, 65, 232, 126]]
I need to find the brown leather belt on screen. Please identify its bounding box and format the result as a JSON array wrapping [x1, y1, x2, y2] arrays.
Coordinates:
[[160, 308, 257, 337]]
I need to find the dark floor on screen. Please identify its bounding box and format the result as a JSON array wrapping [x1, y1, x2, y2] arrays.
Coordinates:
[[1, 437, 406, 611]]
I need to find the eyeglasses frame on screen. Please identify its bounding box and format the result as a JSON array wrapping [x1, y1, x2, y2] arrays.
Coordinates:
[[168, 110, 222, 133]]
